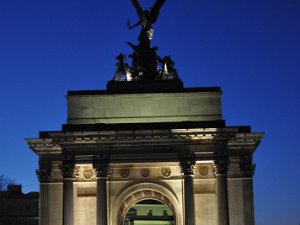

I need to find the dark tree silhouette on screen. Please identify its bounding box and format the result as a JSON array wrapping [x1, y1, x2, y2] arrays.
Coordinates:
[[0, 174, 15, 191]]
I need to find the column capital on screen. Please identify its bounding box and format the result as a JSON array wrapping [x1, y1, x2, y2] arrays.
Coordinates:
[[240, 155, 256, 177], [93, 155, 110, 178], [36, 159, 51, 183], [214, 158, 230, 175], [179, 155, 196, 176], [60, 156, 78, 179]]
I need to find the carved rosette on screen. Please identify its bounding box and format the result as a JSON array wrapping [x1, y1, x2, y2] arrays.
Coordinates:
[[36, 159, 51, 183], [93, 156, 110, 178], [83, 169, 94, 180], [240, 156, 256, 177], [120, 169, 130, 179], [162, 167, 171, 177], [180, 157, 196, 176], [213, 158, 230, 176], [141, 168, 150, 177], [199, 166, 209, 177]]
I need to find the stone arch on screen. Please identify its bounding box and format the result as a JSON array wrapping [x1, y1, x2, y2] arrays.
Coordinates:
[[112, 182, 183, 225]]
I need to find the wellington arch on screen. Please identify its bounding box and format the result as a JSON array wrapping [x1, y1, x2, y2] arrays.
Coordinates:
[[26, 1, 264, 225], [26, 83, 263, 225]]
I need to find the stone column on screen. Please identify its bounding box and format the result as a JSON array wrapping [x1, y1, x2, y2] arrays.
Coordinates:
[[60, 157, 76, 225], [214, 158, 230, 225], [93, 156, 109, 225], [180, 157, 196, 225], [240, 156, 256, 225], [36, 159, 52, 225]]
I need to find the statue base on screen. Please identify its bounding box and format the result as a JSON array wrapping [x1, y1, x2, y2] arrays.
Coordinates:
[[106, 80, 184, 94]]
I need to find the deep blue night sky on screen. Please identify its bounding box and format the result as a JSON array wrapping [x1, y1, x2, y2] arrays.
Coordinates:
[[0, 1, 299, 224]]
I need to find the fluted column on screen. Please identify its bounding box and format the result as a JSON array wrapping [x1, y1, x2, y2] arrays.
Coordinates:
[[61, 157, 76, 225], [36, 159, 52, 225], [214, 158, 230, 225], [180, 157, 196, 225], [93, 156, 109, 225], [240, 156, 256, 225]]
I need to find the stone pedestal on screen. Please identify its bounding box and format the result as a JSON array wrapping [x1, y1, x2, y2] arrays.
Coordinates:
[[214, 159, 230, 225], [106, 80, 184, 93]]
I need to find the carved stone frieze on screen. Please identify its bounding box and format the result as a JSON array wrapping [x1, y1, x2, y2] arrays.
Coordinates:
[[240, 155, 256, 177]]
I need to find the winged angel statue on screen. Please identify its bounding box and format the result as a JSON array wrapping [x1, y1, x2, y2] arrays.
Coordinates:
[[113, 0, 179, 81], [127, 0, 166, 47]]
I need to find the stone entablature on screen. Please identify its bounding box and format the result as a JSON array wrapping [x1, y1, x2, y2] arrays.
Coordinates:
[[27, 127, 263, 157]]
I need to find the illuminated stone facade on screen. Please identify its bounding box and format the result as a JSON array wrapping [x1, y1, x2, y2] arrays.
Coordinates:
[[27, 84, 263, 225]]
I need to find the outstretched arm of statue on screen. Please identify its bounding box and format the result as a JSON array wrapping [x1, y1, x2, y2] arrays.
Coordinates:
[[127, 20, 140, 29]]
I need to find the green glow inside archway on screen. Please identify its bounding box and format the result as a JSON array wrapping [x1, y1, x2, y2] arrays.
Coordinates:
[[124, 200, 175, 225]]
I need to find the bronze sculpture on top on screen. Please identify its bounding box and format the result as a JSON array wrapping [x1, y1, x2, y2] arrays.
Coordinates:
[[127, 0, 166, 49], [112, 0, 180, 82]]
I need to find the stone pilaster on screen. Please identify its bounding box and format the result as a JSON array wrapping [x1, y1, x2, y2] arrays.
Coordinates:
[[60, 157, 76, 225], [93, 156, 110, 225], [180, 156, 196, 225], [214, 158, 230, 225], [240, 156, 256, 225], [36, 159, 52, 225]]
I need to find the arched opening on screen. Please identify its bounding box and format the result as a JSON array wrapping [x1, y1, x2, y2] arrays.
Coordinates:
[[124, 199, 175, 225], [114, 183, 182, 225]]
